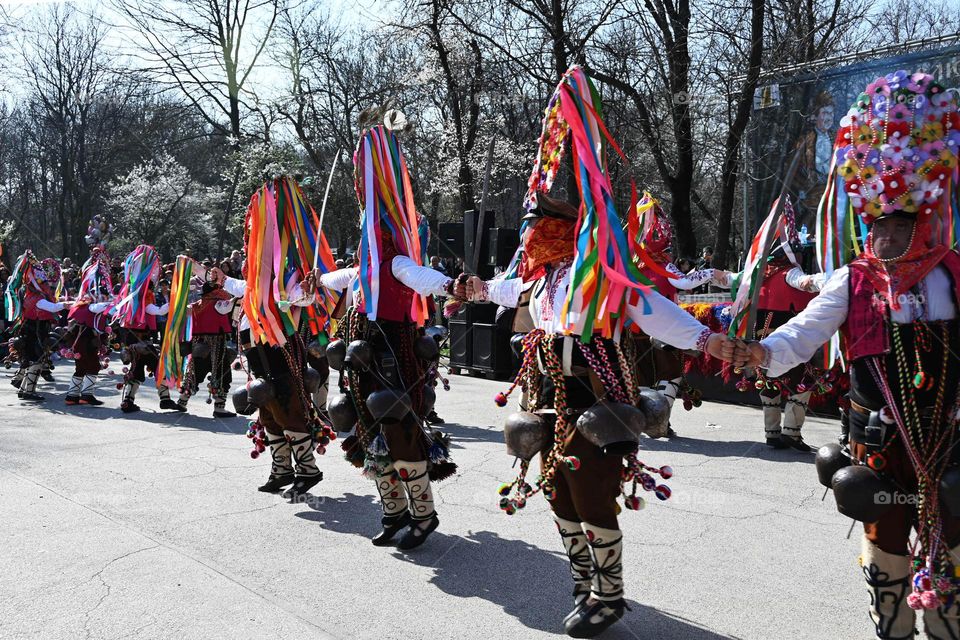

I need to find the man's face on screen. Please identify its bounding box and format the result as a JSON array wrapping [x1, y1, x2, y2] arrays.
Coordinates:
[[871, 216, 915, 259], [816, 106, 834, 133]]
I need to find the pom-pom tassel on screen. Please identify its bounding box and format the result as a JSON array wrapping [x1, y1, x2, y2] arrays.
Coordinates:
[[367, 433, 389, 457]]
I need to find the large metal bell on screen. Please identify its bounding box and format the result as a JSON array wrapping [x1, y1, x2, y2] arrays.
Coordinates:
[[328, 393, 359, 432], [816, 443, 851, 488], [246, 378, 275, 406], [132, 341, 153, 356], [232, 388, 256, 416], [366, 389, 412, 422], [831, 465, 896, 522], [225, 346, 238, 363], [422, 385, 437, 416], [941, 466, 960, 517], [504, 412, 550, 460], [637, 389, 670, 438], [304, 367, 322, 394], [576, 401, 645, 456], [120, 349, 132, 365], [43, 334, 60, 350], [326, 339, 346, 370], [413, 335, 439, 361], [344, 340, 374, 370], [510, 333, 525, 358], [191, 341, 211, 360], [306, 339, 324, 360], [425, 325, 448, 344]]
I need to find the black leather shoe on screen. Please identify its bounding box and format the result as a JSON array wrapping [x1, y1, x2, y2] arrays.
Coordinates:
[[372, 512, 411, 546], [766, 435, 788, 449], [397, 514, 439, 550], [159, 398, 180, 411], [283, 473, 323, 499], [257, 473, 295, 493], [782, 435, 813, 452], [564, 598, 628, 638], [562, 587, 592, 625], [213, 409, 236, 418], [40, 371, 55, 382], [80, 395, 104, 406], [121, 400, 140, 413], [18, 391, 45, 402]]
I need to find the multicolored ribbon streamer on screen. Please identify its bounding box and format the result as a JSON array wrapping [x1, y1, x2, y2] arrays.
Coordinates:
[[157, 256, 193, 389], [526, 66, 656, 340], [728, 197, 787, 338], [76, 248, 113, 302], [112, 245, 160, 327], [243, 176, 337, 346], [353, 125, 427, 323], [4, 251, 32, 324]]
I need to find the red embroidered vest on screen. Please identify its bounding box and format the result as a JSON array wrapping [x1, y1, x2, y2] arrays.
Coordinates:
[[758, 266, 816, 313], [192, 299, 232, 334], [69, 303, 108, 333], [23, 289, 55, 322], [842, 251, 960, 360], [360, 245, 416, 323]]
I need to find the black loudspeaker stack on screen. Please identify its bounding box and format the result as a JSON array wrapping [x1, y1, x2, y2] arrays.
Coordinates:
[[487, 228, 519, 267], [436, 222, 464, 260]]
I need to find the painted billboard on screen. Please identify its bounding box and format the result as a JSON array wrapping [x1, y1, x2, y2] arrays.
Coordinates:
[[747, 41, 960, 237]]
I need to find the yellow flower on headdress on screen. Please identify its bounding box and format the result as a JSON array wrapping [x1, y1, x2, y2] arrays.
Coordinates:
[[838, 159, 859, 179], [864, 201, 883, 217], [921, 122, 944, 143], [900, 193, 920, 213], [940, 148, 957, 169], [860, 165, 878, 182], [854, 125, 873, 145]]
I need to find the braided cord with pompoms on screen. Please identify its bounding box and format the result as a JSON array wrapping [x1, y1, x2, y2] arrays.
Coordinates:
[[614, 342, 640, 405], [498, 332, 576, 512], [495, 329, 544, 407]]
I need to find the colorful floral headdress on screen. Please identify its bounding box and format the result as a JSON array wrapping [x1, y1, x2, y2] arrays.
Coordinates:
[[818, 70, 960, 271], [526, 66, 664, 340], [352, 121, 426, 323]]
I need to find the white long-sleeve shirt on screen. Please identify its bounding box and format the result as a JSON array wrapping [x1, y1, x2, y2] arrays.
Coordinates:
[[759, 265, 957, 376], [665, 264, 720, 290], [485, 260, 712, 352], [715, 266, 823, 294], [319, 256, 452, 299], [36, 300, 65, 313], [223, 276, 314, 332]]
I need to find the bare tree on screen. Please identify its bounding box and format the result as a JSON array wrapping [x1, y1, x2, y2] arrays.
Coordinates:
[[116, 0, 280, 258]]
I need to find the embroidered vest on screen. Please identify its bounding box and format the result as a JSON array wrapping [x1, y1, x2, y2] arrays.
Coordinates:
[[757, 266, 815, 313], [23, 289, 55, 322], [842, 251, 960, 361]]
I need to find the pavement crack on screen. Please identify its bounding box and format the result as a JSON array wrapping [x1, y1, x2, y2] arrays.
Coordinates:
[[81, 545, 159, 639]]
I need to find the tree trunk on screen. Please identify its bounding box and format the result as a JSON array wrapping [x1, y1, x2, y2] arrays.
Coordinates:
[[713, 0, 765, 269], [217, 163, 242, 261]]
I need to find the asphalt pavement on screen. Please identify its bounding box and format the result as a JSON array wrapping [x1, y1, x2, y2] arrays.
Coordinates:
[[0, 363, 873, 640]]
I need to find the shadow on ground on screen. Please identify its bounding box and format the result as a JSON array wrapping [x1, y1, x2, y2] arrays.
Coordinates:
[[640, 435, 816, 464], [390, 529, 743, 638]]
